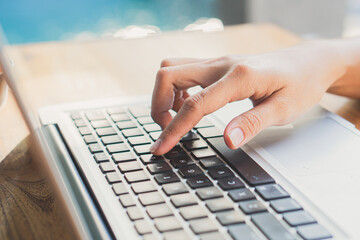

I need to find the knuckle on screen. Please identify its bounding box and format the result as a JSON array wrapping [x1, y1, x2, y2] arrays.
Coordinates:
[[206, 55, 232, 65], [216, 55, 232, 63], [182, 94, 204, 113], [241, 110, 264, 136], [232, 63, 250, 76], [160, 59, 172, 68], [156, 67, 171, 83]]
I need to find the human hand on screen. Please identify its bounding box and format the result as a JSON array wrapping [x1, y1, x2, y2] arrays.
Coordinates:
[[150, 41, 347, 155]]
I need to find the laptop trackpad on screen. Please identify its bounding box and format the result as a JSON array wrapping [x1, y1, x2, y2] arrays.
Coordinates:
[[252, 115, 360, 238]]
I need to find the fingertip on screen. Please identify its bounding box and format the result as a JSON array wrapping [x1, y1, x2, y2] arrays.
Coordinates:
[[224, 127, 245, 149], [149, 133, 181, 156]]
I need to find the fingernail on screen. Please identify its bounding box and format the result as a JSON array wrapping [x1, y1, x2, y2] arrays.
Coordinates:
[[228, 128, 244, 148], [150, 139, 162, 153]]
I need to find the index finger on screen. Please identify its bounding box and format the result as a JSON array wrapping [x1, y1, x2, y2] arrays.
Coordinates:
[[150, 74, 248, 155]]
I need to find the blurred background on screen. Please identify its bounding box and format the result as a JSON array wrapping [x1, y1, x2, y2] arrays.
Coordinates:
[[0, 0, 359, 44]]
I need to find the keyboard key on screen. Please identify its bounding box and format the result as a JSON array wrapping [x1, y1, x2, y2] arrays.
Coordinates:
[[99, 162, 115, 173], [197, 127, 223, 138], [124, 170, 150, 183], [191, 148, 216, 159], [165, 146, 188, 160], [255, 184, 290, 201], [131, 181, 157, 194], [206, 198, 233, 213], [283, 211, 316, 227], [147, 162, 172, 174], [134, 144, 152, 155], [162, 182, 188, 196], [118, 161, 142, 173], [140, 154, 165, 164], [143, 123, 161, 132], [228, 188, 256, 202], [89, 143, 103, 153], [154, 171, 180, 185], [137, 116, 154, 125], [195, 118, 214, 129], [107, 107, 125, 115], [178, 165, 203, 178], [297, 224, 332, 240], [94, 152, 109, 163], [91, 120, 111, 128], [75, 119, 87, 127], [122, 128, 144, 138], [163, 230, 191, 240], [116, 121, 137, 130], [171, 193, 197, 207], [218, 177, 245, 190], [79, 126, 92, 135], [134, 219, 152, 235], [180, 132, 200, 142], [252, 212, 295, 240], [187, 175, 213, 189], [70, 112, 82, 120], [199, 157, 224, 169], [96, 127, 117, 136], [239, 200, 267, 214], [106, 172, 122, 183], [127, 206, 144, 220], [107, 143, 129, 154], [228, 224, 259, 240], [196, 186, 223, 200], [112, 152, 137, 163], [179, 205, 207, 220], [111, 113, 130, 122], [270, 198, 302, 213], [208, 166, 234, 179], [112, 182, 128, 195], [146, 204, 173, 218], [170, 157, 195, 168], [83, 134, 97, 144], [119, 194, 136, 207], [216, 211, 245, 226], [154, 216, 182, 232], [86, 111, 106, 121], [138, 192, 165, 206], [208, 137, 275, 186], [129, 105, 151, 118], [128, 136, 151, 146], [199, 232, 227, 240], [183, 139, 208, 151], [101, 135, 123, 145], [189, 218, 217, 234], [149, 131, 161, 141]]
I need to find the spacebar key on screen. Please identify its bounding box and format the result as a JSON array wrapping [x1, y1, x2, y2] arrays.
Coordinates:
[[207, 137, 274, 186]]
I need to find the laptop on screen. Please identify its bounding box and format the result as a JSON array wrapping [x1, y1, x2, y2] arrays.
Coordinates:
[[1, 28, 360, 240]]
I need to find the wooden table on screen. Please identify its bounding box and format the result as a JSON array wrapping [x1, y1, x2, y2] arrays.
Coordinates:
[[0, 24, 359, 240]]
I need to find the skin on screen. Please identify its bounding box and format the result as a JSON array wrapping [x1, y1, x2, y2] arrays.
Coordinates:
[[150, 38, 360, 155]]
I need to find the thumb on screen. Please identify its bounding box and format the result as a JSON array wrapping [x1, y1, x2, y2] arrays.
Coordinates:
[[223, 98, 285, 149]]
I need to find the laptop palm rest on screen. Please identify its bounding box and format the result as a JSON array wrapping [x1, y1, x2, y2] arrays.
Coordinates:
[[250, 110, 360, 238]]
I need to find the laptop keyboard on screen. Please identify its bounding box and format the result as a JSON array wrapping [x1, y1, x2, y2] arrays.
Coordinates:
[[70, 105, 332, 240]]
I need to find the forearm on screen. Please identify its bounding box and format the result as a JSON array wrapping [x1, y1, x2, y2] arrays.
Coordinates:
[[327, 37, 360, 98]]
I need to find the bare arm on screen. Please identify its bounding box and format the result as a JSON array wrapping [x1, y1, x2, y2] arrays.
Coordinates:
[[327, 38, 360, 98]]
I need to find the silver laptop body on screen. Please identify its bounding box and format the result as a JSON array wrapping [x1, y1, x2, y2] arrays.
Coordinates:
[[1, 28, 360, 240]]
